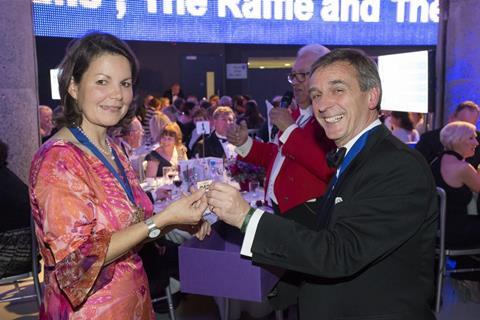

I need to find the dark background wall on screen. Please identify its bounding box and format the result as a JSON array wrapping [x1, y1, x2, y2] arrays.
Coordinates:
[[35, 36, 434, 116]]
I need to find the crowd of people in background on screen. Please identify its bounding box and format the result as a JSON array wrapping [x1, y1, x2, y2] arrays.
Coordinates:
[[39, 91, 438, 170], [38, 86, 271, 168]]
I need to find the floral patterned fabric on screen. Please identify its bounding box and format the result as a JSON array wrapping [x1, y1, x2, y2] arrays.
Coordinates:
[[29, 139, 155, 320]]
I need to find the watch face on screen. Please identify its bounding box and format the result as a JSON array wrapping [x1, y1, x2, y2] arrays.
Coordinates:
[[149, 228, 161, 238]]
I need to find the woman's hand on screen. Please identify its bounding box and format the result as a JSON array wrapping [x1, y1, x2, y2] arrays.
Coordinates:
[[159, 188, 208, 226]]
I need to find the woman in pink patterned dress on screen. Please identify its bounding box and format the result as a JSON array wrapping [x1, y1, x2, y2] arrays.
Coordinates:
[[29, 32, 210, 319]]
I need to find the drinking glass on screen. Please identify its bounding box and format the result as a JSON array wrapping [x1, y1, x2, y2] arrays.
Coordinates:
[[162, 166, 177, 184], [172, 177, 183, 198], [249, 180, 260, 198]]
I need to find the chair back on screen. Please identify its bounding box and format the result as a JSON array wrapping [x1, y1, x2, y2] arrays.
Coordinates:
[[437, 187, 447, 255], [434, 186, 480, 312], [0, 216, 42, 306], [31, 216, 43, 306]]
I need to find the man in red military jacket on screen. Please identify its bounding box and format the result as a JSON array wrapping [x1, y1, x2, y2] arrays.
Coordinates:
[[227, 44, 335, 216]]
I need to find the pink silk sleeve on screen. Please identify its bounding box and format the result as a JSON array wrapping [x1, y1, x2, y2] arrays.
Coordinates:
[[33, 145, 114, 308]]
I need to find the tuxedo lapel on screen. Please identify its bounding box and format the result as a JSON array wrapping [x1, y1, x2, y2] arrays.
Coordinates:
[[334, 125, 389, 191], [316, 125, 390, 229], [207, 133, 226, 158]]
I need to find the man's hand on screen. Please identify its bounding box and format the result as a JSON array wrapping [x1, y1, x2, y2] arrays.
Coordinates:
[[270, 107, 295, 132], [207, 182, 251, 229], [226, 120, 249, 146]]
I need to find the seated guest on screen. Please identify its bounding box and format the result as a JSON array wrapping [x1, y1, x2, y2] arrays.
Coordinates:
[[162, 97, 183, 122], [177, 101, 196, 144], [199, 100, 211, 110], [194, 106, 236, 159], [417, 100, 480, 166], [187, 108, 209, 157], [409, 112, 426, 135], [237, 100, 265, 130], [140, 94, 155, 143], [159, 97, 170, 109], [186, 94, 199, 105], [149, 111, 171, 147], [390, 111, 419, 143], [145, 123, 187, 178], [117, 117, 144, 157], [431, 121, 480, 247], [39, 105, 54, 143], [219, 95, 232, 107], [232, 94, 246, 116], [0, 139, 32, 278], [209, 94, 220, 107], [112, 117, 148, 180]]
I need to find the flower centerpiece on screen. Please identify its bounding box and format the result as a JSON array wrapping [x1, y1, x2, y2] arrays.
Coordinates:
[[227, 160, 266, 191]]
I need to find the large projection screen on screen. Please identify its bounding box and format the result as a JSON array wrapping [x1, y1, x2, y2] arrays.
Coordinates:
[[378, 50, 430, 114], [32, 0, 439, 46]]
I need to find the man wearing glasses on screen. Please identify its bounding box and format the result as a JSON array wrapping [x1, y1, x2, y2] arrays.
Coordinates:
[[227, 44, 335, 218]]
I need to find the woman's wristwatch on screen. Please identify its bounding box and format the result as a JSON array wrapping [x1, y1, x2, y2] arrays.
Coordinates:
[[144, 218, 161, 238]]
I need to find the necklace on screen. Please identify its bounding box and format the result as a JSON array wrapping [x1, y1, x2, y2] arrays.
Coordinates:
[[76, 126, 115, 160]]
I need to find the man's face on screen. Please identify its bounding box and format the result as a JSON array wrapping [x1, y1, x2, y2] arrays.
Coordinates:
[[290, 53, 320, 108], [172, 84, 180, 95], [213, 113, 234, 136], [39, 109, 53, 132], [309, 61, 379, 147], [455, 108, 479, 126], [125, 118, 144, 148]]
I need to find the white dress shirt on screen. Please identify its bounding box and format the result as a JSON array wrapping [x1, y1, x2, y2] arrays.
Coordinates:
[[216, 132, 237, 160]]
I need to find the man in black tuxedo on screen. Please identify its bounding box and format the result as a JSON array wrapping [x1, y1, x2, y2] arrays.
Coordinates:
[[194, 106, 237, 159], [207, 49, 437, 320], [416, 100, 480, 166], [162, 82, 184, 105]]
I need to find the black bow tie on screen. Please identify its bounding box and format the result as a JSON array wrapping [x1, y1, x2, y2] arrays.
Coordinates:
[[219, 138, 228, 143], [326, 147, 347, 168]]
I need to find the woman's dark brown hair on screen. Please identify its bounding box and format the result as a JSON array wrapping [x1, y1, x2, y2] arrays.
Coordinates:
[[55, 32, 139, 129]]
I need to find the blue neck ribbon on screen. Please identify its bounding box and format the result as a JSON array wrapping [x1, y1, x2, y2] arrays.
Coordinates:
[[329, 126, 378, 194], [69, 127, 137, 206]]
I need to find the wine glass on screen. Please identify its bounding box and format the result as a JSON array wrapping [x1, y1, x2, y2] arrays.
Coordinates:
[[249, 180, 260, 199], [172, 178, 183, 199], [163, 166, 177, 184], [173, 179, 183, 188]]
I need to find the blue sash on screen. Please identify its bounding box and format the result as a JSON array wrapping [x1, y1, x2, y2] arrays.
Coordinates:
[[69, 127, 137, 206], [329, 125, 379, 195]]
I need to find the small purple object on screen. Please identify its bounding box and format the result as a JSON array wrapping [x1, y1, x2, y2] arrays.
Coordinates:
[[179, 222, 282, 302]]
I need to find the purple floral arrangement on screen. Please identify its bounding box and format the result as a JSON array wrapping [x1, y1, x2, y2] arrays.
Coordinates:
[[227, 160, 265, 184]]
